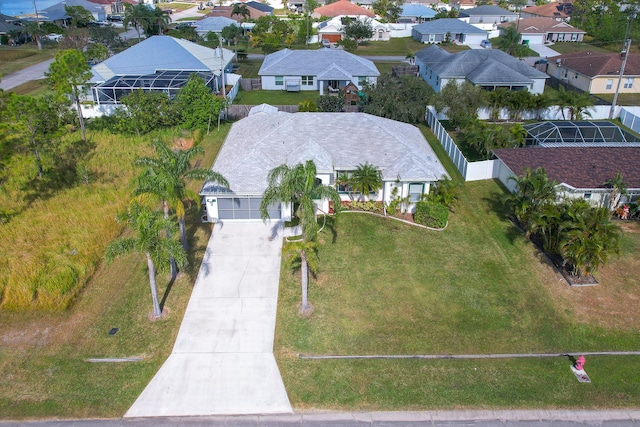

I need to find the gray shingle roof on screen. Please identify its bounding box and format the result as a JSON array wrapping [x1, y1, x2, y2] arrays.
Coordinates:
[[412, 18, 487, 35], [194, 16, 238, 32], [259, 48, 379, 77], [416, 45, 548, 81], [201, 110, 447, 194], [459, 5, 516, 17]]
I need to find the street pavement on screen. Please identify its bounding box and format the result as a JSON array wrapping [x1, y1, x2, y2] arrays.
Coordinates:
[[2, 410, 640, 426], [0, 58, 54, 91], [125, 221, 291, 417]]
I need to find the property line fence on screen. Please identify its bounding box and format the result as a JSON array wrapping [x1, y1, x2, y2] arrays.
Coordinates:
[[619, 107, 640, 134], [239, 78, 262, 91], [426, 106, 468, 178]]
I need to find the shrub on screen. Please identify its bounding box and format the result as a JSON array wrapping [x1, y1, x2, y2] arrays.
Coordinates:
[[414, 201, 448, 228]]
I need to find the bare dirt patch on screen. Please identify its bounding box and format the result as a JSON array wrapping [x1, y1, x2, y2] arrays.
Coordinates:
[[173, 137, 194, 150]]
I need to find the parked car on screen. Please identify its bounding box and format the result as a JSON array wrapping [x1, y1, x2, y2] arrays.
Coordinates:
[[45, 34, 64, 42], [321, 38, 331, 48], [480, 39, 492, 49]]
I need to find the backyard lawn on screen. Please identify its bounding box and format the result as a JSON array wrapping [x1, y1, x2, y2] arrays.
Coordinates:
[[0, 46, 56, 76], [274, 178, 640, 409]]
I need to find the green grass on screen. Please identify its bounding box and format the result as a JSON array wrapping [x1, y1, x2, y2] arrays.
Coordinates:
[[235, 59, 262, 78], [0, 46, 56, 76], [548, 42, 613, 55], [355, 37, 433, 56], [6, 79, 52, 96], [0, 124, 230, 417], [274, 178, 640, 409], [234, 89, 318, 105], [597, 92, 640, 106]]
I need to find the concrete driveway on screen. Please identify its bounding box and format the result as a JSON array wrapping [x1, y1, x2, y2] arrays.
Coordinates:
[[528, 43, 560, 59], [125, 221, 292, 417]]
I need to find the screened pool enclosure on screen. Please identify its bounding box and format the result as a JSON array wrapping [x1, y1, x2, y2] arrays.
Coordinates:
[[91, 70, 220, 105], [524, 121, 640, 147]]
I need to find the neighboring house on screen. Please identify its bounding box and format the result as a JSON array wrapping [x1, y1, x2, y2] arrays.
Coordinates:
[[90, 35, 235, 105], [415, 44, 548, 93], [521, 0, 574, 21], [498, 17, 585, 45], [0, 14, 20, 39], [19, 0, 134, 23], [411, 18, 487, 45], [200, 106, 448, 221], [317, 15, 390, 43], [312, 0, 374, 19], [205, 5, 268, 21], [193, 16, 239, 37], [546, 51, 640, 94], [450, 0, 479, 10], [494, 146, 640, 207], [258, 48, 379, 95], [243, 1, 274, 15], [458, 5, 517, 30], [398, 3, 437, 23]]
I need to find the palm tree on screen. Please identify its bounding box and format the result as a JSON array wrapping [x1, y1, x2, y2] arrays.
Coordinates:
[[495, 25, 526, 58], [553, 86, 594, 120], [134, 140, 229, 251], [145, 7, 171, 36], [505, 167, 557, 236], [505, 90, 533, 122], [23, 21, 46, 50], [486, 88, 509, 121], [231, 4, 251, 24], [604, 172, 628, 211], [531, 93, 552, 120], [350, 162, 382, 201], [105, 202, 187, 319], [260, 160, 341, 242], [283, 239, 319, 313], [124, 3, 148, 41]]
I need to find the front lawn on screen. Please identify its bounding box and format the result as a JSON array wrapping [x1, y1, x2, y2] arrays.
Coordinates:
[[274, 179, 640, 410], [548, 42, 613, 55], [0, 46, 56, 76]]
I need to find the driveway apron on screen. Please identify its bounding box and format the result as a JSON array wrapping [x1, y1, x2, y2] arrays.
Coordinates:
[[125, 221, 292, 417]]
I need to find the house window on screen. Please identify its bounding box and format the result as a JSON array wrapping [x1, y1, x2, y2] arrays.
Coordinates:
[[378, 30, 384, 39], [583, 193, 592, 200], [575, 72, 578, 79], [275, 76, 283, 86], [358, 76, 367, 86], [336, 171, 352, 193], [606, 79, 613, 90], [408, 183, 424, 203], [428, 34, 435, 42], [429, 69, 432, 79], [564, 70, 568, 78], [436, 77, 439, 86], [301, 75, 313, 86], [624, 77, 634, 89]]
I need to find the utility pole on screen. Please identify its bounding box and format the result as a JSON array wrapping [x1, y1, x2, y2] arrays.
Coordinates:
[[609, 13, 635, 119]]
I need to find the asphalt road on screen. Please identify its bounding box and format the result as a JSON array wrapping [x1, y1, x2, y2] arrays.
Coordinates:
[[0, 57, 54, 91]]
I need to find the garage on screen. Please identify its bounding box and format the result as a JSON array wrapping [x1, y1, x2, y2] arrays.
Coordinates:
[[216, 197, 281, 220]]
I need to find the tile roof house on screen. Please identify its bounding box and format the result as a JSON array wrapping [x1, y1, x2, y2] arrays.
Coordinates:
[[193, 16, 239, 36], [521, 0, 574, 21], [458, 5, 517, 31], [498, 17, 585, 45], [312, 0, 374, 19], [258, 48, 379, 95], [545, 51, 640, 94], [411, 18, 487, 45], [399, 4, 437, 23], [317, 16, 390, 43], [200, 107, 448, 221], [415, 44, 548, 93], [494, 147, 640, 206], [90, 36, 234, 105]]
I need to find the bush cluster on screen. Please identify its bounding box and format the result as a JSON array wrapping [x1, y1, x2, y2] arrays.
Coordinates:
[[414, 201, 448, 228]]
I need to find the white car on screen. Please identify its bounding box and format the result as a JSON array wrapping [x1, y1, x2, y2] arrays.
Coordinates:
[[45, 34, 64, 42]]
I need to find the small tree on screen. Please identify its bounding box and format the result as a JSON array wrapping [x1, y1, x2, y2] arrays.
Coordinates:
[[114, 89, 177, 135], [343, 19, 373, 45], [174, 74, 227, 132], [317, 93, 345, 112], [106, 202, 187, 319], [361, 74, 435, 124], [283, 239, 319, 313], [350, 162, 382, 201], [46, 49, 92, 142], [604, 172, 628, 211], [65, 5, 94, 27], [433, 81, 486, 129]]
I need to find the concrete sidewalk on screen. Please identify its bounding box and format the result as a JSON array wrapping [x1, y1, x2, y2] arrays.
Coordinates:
[[125, 221, 292, 417]]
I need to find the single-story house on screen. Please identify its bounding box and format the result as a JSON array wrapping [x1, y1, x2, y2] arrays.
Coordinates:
[[415, 44, 548, 93], [411, 18, 487, 45], [521, 0, 573, 21], [243, 1, 274, 15], [312, 0, 374, 19], [0, 15, 20, 39], [317, 15, 390, 43], [494, 146, 640, 207], [258, 48, 379, 95], [18, 0, 134, 23], [398, 4, 437, 23], [498, 18, 585, 45], [458, 5, 517, 30], [546, 51, 640, 94], [200, 106, 448, 222], [193, 16, 239, 37], [90, 35, 234, 105]]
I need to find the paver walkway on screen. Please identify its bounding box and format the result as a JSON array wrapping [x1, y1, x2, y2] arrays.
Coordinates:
[[125, 221, 292, 417]]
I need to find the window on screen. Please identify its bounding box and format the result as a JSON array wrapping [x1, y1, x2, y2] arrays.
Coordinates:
[[606, 79, 613, 90], [408, 183, 424, 203], [624, 77, 634, 89], [336, 171, 352, 193], [428, 34, 435, 42], [275, 76, 283, 86], [436, 77, 439, 86], [358, 76, 367, 86], [575, 72, 578, 79], [301, 76, 313, 86], [583, 193, 592, 200]]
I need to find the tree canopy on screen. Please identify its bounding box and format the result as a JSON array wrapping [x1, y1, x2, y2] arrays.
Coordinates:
[[361, 74, 435, 124]]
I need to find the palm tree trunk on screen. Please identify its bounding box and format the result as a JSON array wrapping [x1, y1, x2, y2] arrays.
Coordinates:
[[301, 250, 309, 311], [179, 216, 189, 251], [164, 200, 178, 279], [146, 253, 162, 318]]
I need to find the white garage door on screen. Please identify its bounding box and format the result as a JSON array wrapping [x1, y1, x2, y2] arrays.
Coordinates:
[[217, 197, 281, 220]]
